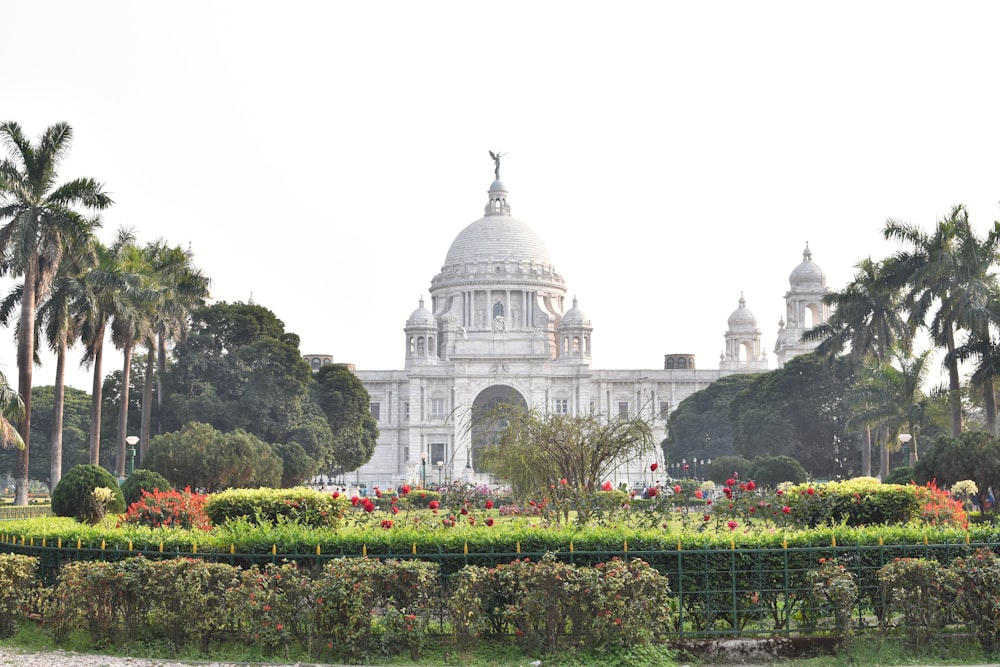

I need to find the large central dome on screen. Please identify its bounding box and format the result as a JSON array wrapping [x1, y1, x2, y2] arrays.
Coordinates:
[[442, 179, 553, 269], [444, 215, 553, 268]]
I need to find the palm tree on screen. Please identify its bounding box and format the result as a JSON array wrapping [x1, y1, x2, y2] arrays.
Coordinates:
[[883, 205, 1000, 437], [78, 228, 139, 467], [846, 347, 931, 477], [0, 121, 111, 504], [138, 241, 210, 464], [803, 257, 912, 475], [110, 241, 162, 478]]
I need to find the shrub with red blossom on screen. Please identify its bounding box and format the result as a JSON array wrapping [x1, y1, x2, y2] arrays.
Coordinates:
[[119, 487, 212, 531]]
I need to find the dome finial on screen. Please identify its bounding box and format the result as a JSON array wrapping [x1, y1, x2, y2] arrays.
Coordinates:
[[489, 150, 507, 180], [803, 242, 812, 261], [739, 291, 746, 308]]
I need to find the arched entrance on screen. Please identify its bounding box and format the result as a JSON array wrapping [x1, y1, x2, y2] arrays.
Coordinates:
[[470, 385, 527, 472]]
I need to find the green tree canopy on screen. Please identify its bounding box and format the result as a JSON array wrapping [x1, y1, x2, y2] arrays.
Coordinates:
[[144, 421, 282, 492], [663, 373, 758, 463], [160, 302, 319, 449], [312, 363, 378, 473], [729, 354, 853, 478]]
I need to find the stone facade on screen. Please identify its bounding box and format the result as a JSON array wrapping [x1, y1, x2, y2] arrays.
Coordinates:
[[323, 171, 828, 490]]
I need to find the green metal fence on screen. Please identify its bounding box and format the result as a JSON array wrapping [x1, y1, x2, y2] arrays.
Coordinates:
[[0, 535, 989, 639]]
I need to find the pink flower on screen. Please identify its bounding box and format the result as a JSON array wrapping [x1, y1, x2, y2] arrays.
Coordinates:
[[695, 489, 703, 499], [560, 478, 568, 485], [727, 520, 738, 530], [673, 485, 682, 494], [601, 481, 613, 492]]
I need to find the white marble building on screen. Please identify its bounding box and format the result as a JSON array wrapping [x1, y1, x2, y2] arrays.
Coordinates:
[[305, 169, 830, 490]]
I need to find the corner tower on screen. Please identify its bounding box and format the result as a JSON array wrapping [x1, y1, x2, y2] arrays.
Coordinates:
[[775, 244, 831, 368]]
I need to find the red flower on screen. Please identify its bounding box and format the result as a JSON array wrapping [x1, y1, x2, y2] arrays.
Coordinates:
[[428, 500, 440, 510], [485, 500, 494, 509], [672, 485, 681, 494], [727, 520, 738, 530], [560, 478, 568, 485], [695, 489, 703, 499], [350, 495, 360, 506], [401, 485, 411, 495], [485, 517, 495, 526], [391, 506, 400, 515], [650, 462, 659, 472], [460, 507, 468, 515], [647, 487, 658, 498], [361, 499, 375, 513], [331, 491, 340, 499], [601, 481, 613, 492], [807, 487, 815, 496], [776, 489, 784, 495], [380, 519, 393, 529], [782, 506, 791, 514], [726, 478, 736, 487], [745, 481, 756, 491]]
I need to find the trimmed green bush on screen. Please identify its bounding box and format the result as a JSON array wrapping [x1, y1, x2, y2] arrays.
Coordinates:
[[747, 455, 807, 487], [0, 554, 36, 638], [51, 465, 125, 523], [119, 469, 172, 507], [203, 487, 349, 528], [783, 478, 921, 528]]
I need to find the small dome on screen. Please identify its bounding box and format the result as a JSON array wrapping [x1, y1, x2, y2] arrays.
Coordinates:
[[406, 297, 436, 328], [727, 294, 758, 328], [560, 297, 589, 327], [789, 244, 826, 288], [488, 179, 507, 193]]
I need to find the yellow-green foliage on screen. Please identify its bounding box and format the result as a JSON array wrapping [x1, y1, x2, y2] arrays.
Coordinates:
[[0, 554, 36, 638], [784, 478, 921, 527], [203, 487, 349, 529]]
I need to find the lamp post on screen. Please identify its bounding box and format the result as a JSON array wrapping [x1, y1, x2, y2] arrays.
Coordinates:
[[420, 452, 427, 488], [125, 436, 139, 475], [436, 461, 444, 488], [898, 433, 912, 467]]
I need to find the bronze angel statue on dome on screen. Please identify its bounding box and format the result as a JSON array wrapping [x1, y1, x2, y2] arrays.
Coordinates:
[[489, 150, 506, 180]]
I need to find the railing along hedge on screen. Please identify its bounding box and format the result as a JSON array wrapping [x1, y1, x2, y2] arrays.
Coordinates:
[[0, 531, 992, 640]]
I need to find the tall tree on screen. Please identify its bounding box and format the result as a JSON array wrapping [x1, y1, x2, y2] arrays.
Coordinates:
[[883, 205, 1000, 437], [78, 227, 140, 468], [0, 121, 111, 504], [803, 257, 911, 476], [139, 241, 210, 463], [845, 347, 932, 477], [109, 241, 160, 478], [312, 363, 379, 473]]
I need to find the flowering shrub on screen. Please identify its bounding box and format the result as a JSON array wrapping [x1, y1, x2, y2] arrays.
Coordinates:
[[119, 487, 212, 531], [914, 480, 967, 529], [950, 548, 1000, 652], [805, 558, 857, 634], [0, 554, 36, 639], [877, 557, 957, 647]]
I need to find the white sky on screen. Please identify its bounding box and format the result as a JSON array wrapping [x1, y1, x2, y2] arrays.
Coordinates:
[[2, 1, 999, 392]]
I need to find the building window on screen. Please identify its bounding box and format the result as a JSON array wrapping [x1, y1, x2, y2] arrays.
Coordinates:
[[431, 398, 446, 418], [370, 402, 380, 422], [554, 398, 569, 414], [660, 401, 670, 420], [403, 402, 410, 421], [619, 401, 629, 418], [430, 442, 446, 466]]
